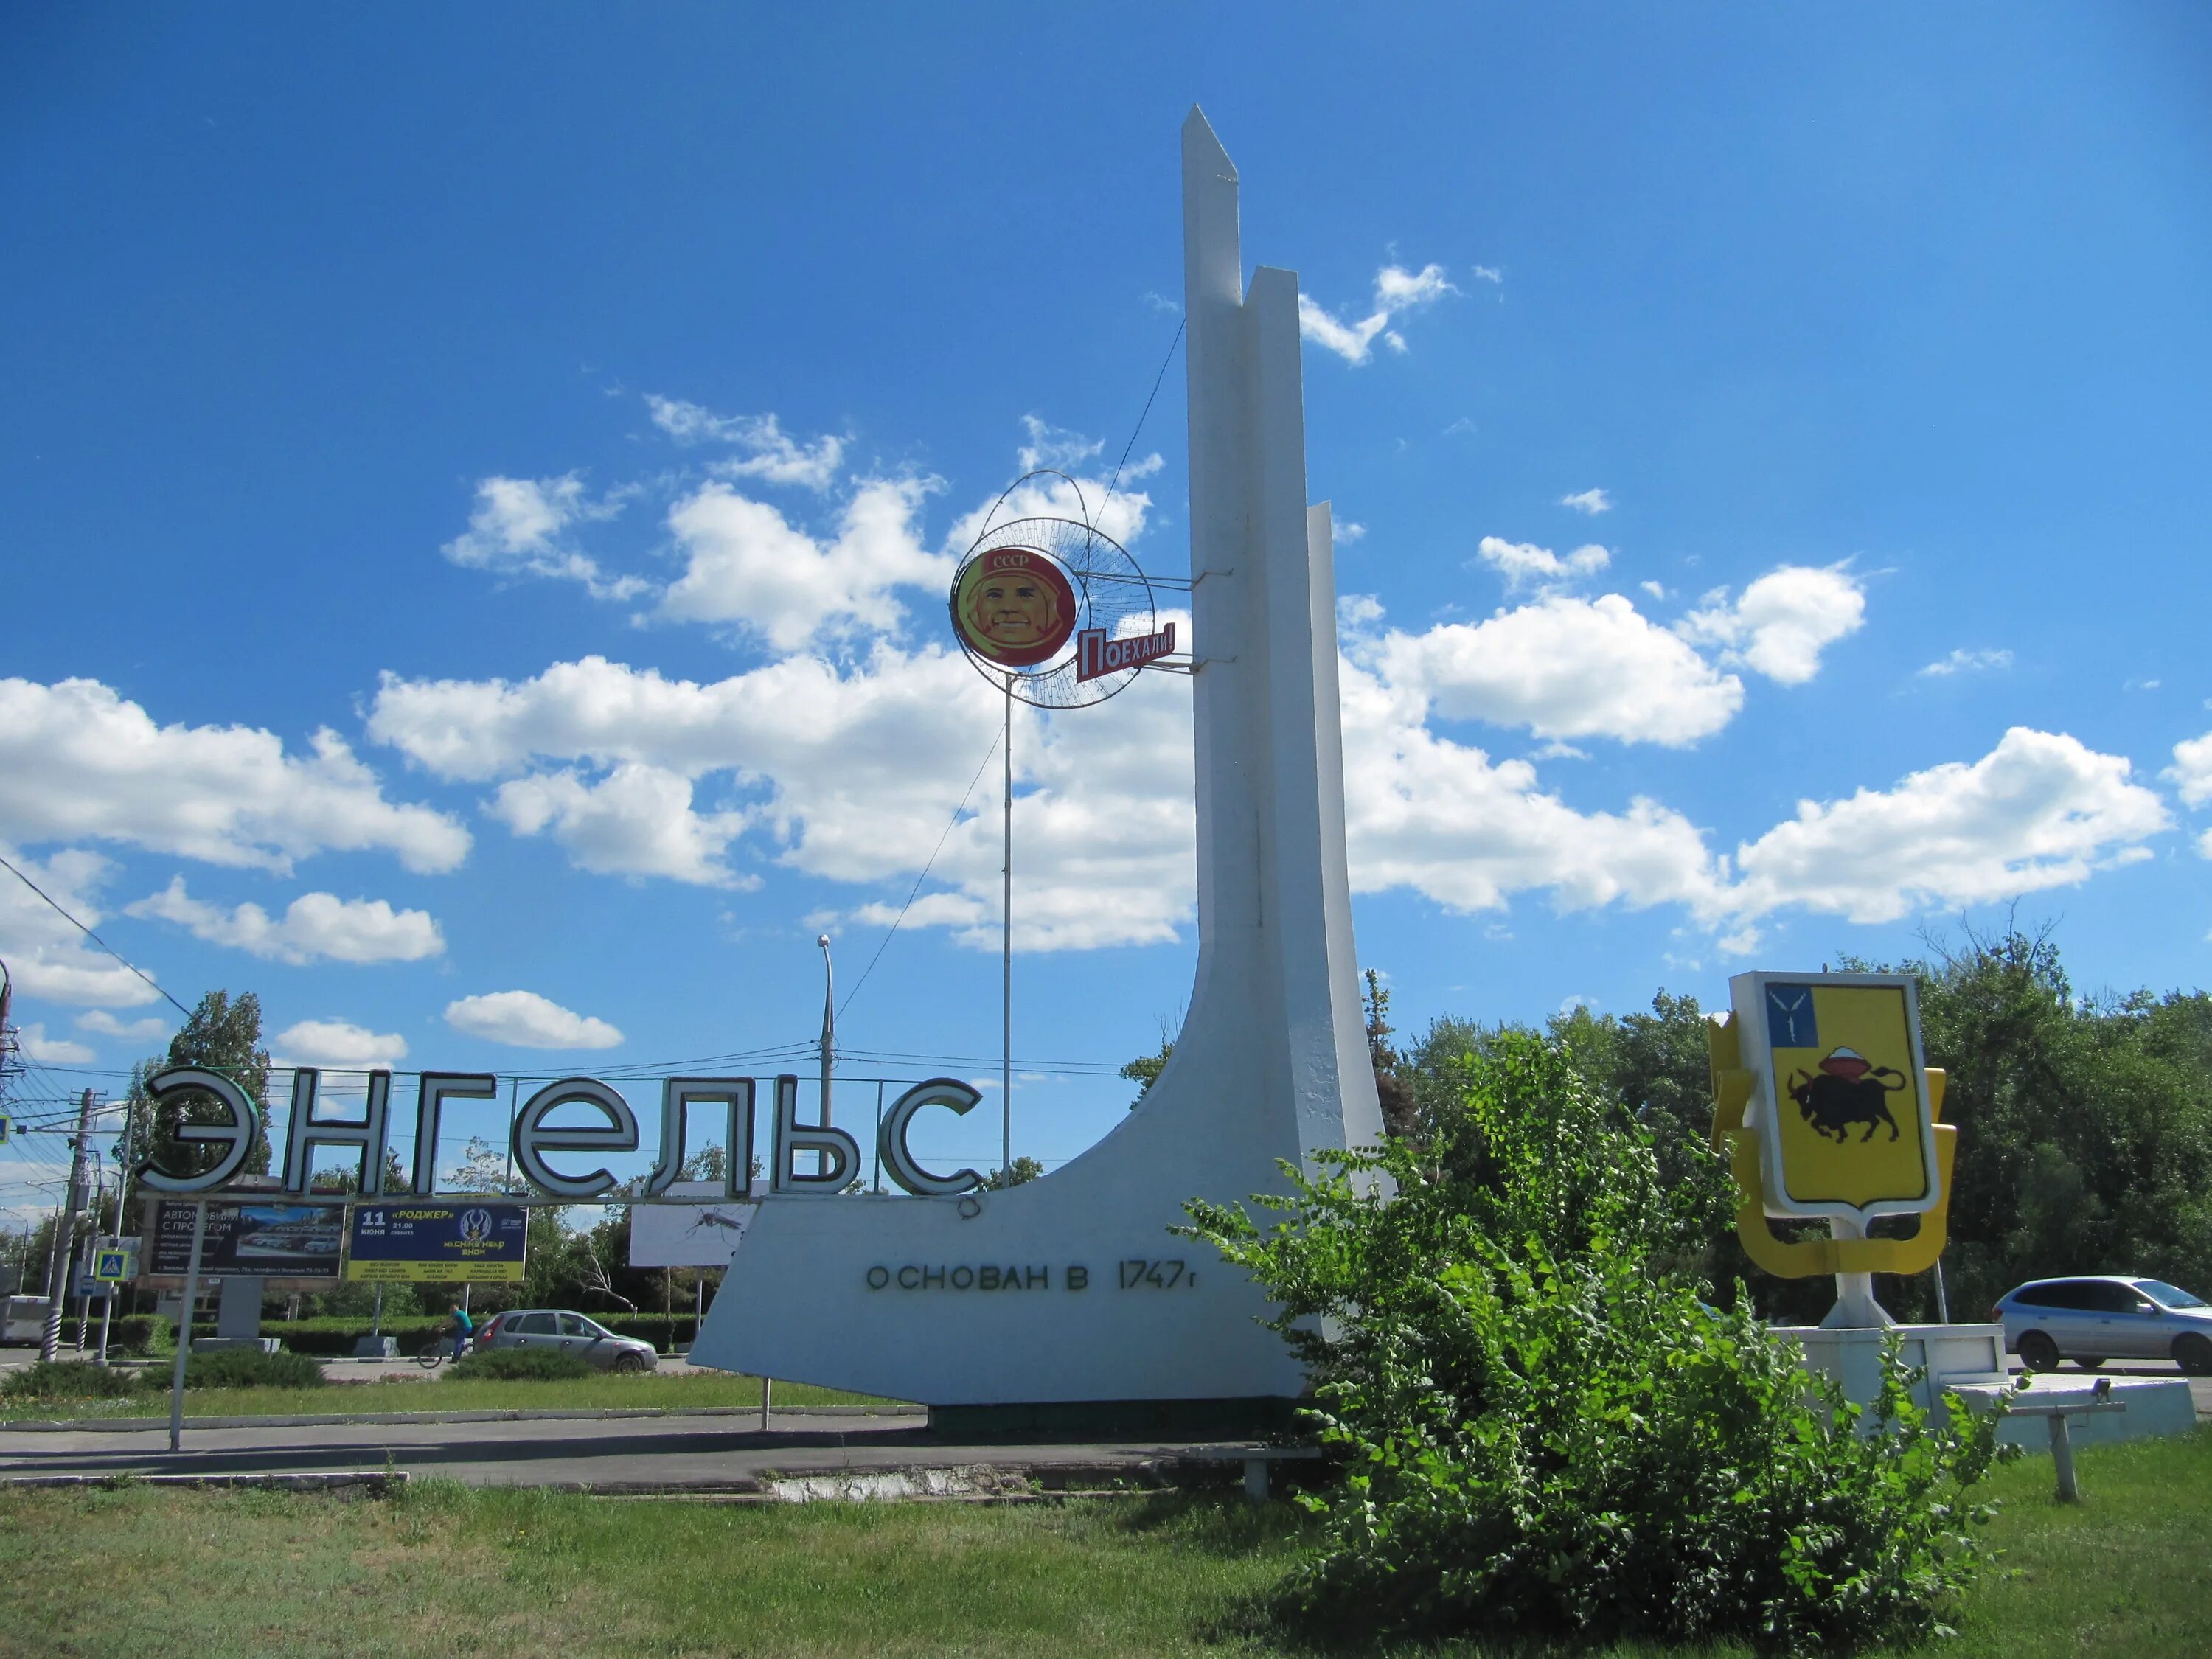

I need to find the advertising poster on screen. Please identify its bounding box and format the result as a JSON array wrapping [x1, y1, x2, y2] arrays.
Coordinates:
[[628, 1180, 762, 1268], [346, 1202, 528, 1282], [151, 1201, 344, 1279]]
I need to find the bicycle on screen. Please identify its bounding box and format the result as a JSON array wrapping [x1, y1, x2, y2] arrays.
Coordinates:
[[415, 1327, 473, 1370]]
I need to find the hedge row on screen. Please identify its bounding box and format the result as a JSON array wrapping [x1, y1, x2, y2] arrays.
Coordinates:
[[44, 1310, 704, 1357], [258, 1311, 703, 1356]]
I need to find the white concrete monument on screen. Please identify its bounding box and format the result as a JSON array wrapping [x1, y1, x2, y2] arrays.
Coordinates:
[[687, 109, 1384, 1425]]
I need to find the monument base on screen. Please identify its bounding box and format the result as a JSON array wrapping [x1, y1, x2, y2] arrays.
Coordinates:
[[1781, 1323, 2198, 1448], [1780, 1322, 2007, 1414], [928, 1397, 1301, 1442]]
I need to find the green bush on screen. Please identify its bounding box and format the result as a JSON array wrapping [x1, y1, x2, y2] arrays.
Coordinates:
[[1183, 1030, 2008, 1654], [181, 1347, 327, 1391], [0, 1359, 146, 1400], [446, 1346, 593, 1382], [100, 1315, 173, 1356]]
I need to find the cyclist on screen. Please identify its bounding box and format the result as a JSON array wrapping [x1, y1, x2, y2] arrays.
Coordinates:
[[448, 1302, 474, 1362]]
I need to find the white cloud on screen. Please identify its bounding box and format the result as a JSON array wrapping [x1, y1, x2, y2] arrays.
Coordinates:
[[1333, 521, 1367, 545], [1014, 415, 1104, 473], [1298, 262, 1457, 365], [1338, 594, 1386, 634], [1471, 265, 1503, 285], [658, 476, 954, 650], [124, 877, 445, 964], [1474, 535, 1610, 591], [75, 1009, 169, 1044], [442, 474, 642, 600], [941, 462, 1154, 558], [1640, 580, 1669, 600], [491, 764, 754, 888], [19, 1023, 94, 1064], [1559, 488, 1612, 515], [369, 639, 1196, 950], [1338, 658, 1729, 917], [274, 1020, 410, 1071], [2165, 731, 2212, 808], [1730, 728, 2170, 924], [445, 990, 624, 1050], [1375, 595, 1742, 748], [1678, 564, 1866, 685], [1919, 647, 2013, 678], [0, 846, 167, 1008], [0, 678, 470, 877], [645, 397, 844, 492]]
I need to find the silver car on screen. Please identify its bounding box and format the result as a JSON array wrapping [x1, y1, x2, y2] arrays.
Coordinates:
[[481, 1308, 658, 1371], [1993, 1275, 2212, 1375]]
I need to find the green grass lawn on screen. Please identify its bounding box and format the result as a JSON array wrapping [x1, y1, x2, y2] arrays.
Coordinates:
[[1, 1427, 2205, 1657], [0, 1370, 898, 1423]]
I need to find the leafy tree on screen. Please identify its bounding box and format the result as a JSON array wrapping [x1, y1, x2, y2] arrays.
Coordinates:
[[1183, 1030, 2004, 1651], [117, 992, 272, 1180], [984, 1155, 1044, 1189], [1119, 1026, 1175, 1107], [1362, 970, 1418, 1140], [1868, 927, 2212, 1318]]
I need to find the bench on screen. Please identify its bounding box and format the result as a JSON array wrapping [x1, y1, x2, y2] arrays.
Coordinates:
[[2005, 1382, 2127, 1501], [1177, 1444, 1324, 1501]]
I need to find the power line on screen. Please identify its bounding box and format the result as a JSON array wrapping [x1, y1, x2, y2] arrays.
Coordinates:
[[835, 726, 1005, 1023], [1096, 316, 1186, 532], [0, 852, 192, 1019]]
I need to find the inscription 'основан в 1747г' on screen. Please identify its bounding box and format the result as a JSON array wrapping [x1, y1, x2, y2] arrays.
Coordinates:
[[862, 1259, 1203, 1291]]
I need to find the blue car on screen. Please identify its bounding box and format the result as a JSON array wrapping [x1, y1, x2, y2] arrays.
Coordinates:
[[1993, 1275, 2212, 1375]]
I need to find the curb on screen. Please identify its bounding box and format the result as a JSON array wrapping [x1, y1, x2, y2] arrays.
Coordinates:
[[0, 1405, 919, 1434]]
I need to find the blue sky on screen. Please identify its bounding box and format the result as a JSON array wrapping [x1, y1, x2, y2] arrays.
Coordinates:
[[4, 7, 2211, 1217]]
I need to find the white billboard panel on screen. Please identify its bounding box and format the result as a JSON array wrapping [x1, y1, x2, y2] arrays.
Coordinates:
[[629, 1180, 762, 1268]]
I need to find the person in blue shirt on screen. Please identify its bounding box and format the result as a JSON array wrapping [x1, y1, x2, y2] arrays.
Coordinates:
[[449, 1303, 474, 1362]]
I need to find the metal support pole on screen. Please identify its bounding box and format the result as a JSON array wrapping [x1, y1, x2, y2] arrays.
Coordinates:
[[760, 1375, 772, 1431], [1001, 673, 1012, 1181], [872, 1080, 885, 1193], [1932, 1256, 1951, 1325], [818, 935, 835, 1135], [40, 1089, 95, 1363], [2048, 1413, 2079, 1503], [167, 1199, 206, 1453]]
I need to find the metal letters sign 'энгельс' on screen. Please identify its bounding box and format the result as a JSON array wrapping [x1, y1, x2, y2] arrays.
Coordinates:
[[345, 1203, 529, 1283]]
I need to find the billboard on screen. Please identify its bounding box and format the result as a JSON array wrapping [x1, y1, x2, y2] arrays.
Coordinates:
[[346, 1202, 528, 1283], [151, 1201, 344, 1279], [629, 1181, 762, 1268]]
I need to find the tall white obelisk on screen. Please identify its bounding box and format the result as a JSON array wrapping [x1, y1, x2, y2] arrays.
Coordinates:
[[689, 108, 1382, 1420]]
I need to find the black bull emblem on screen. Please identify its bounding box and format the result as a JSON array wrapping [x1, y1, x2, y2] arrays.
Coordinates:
[[1787, 1065, 1910, 1144]]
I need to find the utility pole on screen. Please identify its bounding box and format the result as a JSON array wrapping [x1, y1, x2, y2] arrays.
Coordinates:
[[816, 934, 835, 1131], [39, 1088, 95, 1363]]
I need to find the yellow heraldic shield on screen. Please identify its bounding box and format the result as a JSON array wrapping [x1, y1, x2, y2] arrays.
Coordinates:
[[1711, 972, 1947, 1267]]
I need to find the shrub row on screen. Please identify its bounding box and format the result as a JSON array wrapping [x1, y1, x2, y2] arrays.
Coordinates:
[[448, 1347, 594, 1382], [265, 1311, 701, 1355], [24, 1309, 704, 1359], [1, 1349, 327, 1399]]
